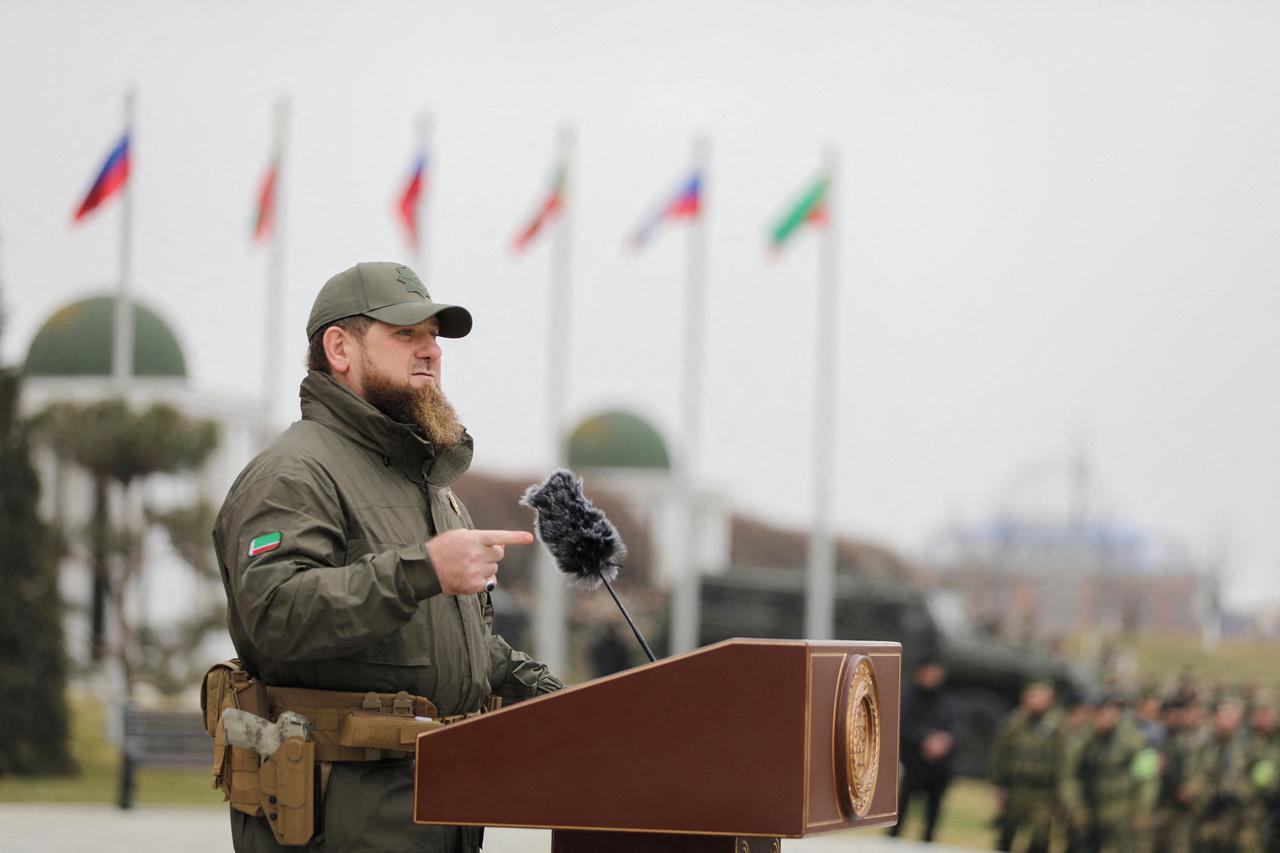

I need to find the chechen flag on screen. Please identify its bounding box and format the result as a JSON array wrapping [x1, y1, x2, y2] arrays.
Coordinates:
[[73, 133, 130, 222], [251, 157, 279, 244], [510, 164, 566, 253], [627, 172, 701, 249], [396, 152, 427, 246], [767, 174, 829, 254]]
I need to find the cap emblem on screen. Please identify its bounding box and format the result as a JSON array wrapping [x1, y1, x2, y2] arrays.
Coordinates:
[[396, 266, 429, 300]]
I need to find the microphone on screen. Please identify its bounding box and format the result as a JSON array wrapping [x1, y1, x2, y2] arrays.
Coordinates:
[[520, 469, 656, 663]]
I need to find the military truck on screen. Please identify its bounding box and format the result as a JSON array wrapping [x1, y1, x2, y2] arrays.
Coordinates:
[[699, 566, 1092, 776]]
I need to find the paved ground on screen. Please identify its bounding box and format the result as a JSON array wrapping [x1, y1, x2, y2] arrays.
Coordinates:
[[0, 804, 977, 852]]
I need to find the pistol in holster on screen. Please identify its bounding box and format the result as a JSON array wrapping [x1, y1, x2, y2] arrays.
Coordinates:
[[203, 659, 463, 847]]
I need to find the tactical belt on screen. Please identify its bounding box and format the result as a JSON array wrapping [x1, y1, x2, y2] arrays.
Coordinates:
[[202, 658, 499, 839]]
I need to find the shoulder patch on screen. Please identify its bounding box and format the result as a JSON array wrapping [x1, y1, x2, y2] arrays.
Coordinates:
[[248, 532, 283, 557]]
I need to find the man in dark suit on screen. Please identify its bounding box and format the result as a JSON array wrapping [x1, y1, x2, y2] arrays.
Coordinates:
[[889, 657, 961, 842]]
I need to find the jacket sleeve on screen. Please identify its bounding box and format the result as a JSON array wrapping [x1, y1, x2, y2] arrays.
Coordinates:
[[1057, 734, 1087, 816], [989, 717, 1014, 787], [479, 595, 563, 704], [217, 462, 442, 662]]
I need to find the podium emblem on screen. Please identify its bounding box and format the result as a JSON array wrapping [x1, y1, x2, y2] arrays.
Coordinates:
[[835, 654, 881, 817]]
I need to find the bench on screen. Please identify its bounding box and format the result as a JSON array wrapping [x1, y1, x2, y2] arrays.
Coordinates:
[[119, 706, 210, 809]]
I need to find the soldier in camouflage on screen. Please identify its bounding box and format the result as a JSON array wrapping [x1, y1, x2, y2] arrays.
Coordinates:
[[1243, 695, 1280, 853], [1058, 694, 1097, 853], [990, 681, 1062, 853], [1058, 696, 1159, 852], [1150, 696, 1199, 853], [1186, 698, 1251, 853]]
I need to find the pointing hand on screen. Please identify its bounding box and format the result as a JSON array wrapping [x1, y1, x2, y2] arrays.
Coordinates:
[[426, 529, 534, 596]]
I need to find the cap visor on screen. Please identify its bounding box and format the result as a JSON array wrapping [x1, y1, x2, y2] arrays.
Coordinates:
[[365, 302, 473, 338]]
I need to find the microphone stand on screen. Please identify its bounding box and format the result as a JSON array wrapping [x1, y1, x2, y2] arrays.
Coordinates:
[[598, 574, 656, 663]]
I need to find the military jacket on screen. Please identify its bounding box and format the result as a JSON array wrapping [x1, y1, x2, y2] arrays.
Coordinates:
[[1188, 731, 1252, 814], [1059, 720, 1157, 823], [1157, 726, 1200, 809], [990, 708, 1063, 792], [214, 371, 562, 716], [1248, 730, 1280, 793]]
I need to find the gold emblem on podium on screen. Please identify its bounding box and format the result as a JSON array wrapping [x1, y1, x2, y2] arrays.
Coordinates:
[[835, 654, 881, 818]]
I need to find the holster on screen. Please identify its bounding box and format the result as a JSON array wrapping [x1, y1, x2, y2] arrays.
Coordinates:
[[203, 659, 270, 816], [258, 735, 316, 847], [202, 658, 486, 844]]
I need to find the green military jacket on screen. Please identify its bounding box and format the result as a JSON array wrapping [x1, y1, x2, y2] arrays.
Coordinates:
[[1059, 720, 1158, 827], [1247, 729, 1280, 795], [990, 708, 1063, 792], [214, 371, 561, 852], [215, 370, 560, 714], [1187, 731, 1252, 815]]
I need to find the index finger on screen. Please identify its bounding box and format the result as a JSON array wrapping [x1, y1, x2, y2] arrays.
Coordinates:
[[476, 529, 535, 547]]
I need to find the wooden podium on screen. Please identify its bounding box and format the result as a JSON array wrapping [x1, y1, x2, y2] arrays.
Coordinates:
[[415, 639, 900, 851]]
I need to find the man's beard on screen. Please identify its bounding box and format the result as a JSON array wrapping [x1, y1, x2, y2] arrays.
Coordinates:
[[362, 361, 465, 450]]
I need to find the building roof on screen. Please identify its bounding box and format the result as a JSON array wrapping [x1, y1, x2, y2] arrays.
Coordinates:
[[24, 295, 187, 379], [567, 410, 671, 471]]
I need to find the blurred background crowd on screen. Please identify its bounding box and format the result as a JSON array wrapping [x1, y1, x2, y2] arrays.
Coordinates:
[[894, 659, 1280, 851]]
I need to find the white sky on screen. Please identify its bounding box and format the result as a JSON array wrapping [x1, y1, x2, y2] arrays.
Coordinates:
[[2, 1, 1278, 608]]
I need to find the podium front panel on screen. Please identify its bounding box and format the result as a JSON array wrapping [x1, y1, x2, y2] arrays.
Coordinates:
[[414, 639, 901, 838]]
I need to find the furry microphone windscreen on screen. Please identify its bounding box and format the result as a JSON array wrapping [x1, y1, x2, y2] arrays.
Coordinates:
[[519, 469, 628, 590]]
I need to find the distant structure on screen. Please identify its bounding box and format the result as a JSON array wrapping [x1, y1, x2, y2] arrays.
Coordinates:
[[566, 409, 730, 587], [921, 448, 1219, 642], [22, 293, 257, 687]]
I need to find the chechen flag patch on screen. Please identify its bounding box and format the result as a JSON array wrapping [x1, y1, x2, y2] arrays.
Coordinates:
[[248, 532, 282, 557]]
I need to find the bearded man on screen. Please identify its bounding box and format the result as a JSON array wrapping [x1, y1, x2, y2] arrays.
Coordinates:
[[213, 261, 562, 852]]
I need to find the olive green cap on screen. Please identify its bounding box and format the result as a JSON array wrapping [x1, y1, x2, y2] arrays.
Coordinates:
[[306, 262, 472, 339]]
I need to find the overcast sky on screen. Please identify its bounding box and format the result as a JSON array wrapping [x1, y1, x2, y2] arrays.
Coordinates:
[[3, 1, 1278, 608]]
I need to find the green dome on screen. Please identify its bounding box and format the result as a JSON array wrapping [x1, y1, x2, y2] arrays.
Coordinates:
[[25, 296, 186, 379], [567, 410, 671, 471]]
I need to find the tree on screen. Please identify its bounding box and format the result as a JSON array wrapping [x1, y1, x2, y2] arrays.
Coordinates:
[[32, 400, 218, 695], [0, 369, 74, 774], [133, 500, 227, 694]]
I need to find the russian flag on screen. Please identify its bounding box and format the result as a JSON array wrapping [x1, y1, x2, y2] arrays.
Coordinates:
[[511, 166, 566, 254], [627, 172, 701, 249], [396, 152, 427, 246], [73, 134, 130, 222]]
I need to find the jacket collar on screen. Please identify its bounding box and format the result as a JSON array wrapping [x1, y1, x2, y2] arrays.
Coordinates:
[[298, 370, 473, 487]]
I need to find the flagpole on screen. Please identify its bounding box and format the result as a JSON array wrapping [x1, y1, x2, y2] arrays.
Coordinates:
[[670, 136, 709, 655], [804, 147, 840, 641], [263, 97, 289, 430], [535, 124, 574, 674], [112, 88, 136, 390], [416, 111, 432, 281]]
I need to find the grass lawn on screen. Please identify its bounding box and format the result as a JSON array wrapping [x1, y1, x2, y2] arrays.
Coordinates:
[[893, 778, 997, 848], [0, 695, 223, 807], [1126, 634, 1280, 686]]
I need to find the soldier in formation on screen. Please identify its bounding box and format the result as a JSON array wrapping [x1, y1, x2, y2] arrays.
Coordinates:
[[987, 682, 1280, 852], [1058, 696, 1158, 851], [1243, 694, 1280, 852], [990, 680, 1063, 852]]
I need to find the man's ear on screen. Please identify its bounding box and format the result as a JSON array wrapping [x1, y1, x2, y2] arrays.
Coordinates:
[[323, 325, 354, 375]]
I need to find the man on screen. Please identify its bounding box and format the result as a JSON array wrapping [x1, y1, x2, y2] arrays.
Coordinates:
[[990, 680, 1063, 853], [1186, 698, 1251, 852], [888, 658, 960, 842], [1059, 696, 1159, 853], [1133, 690, 1166, 749], [214, 262, 563, 852], [1058, 693, 1098, 853], [1151, 696, 1199, 853], [1243, 693, 1280, 852]]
